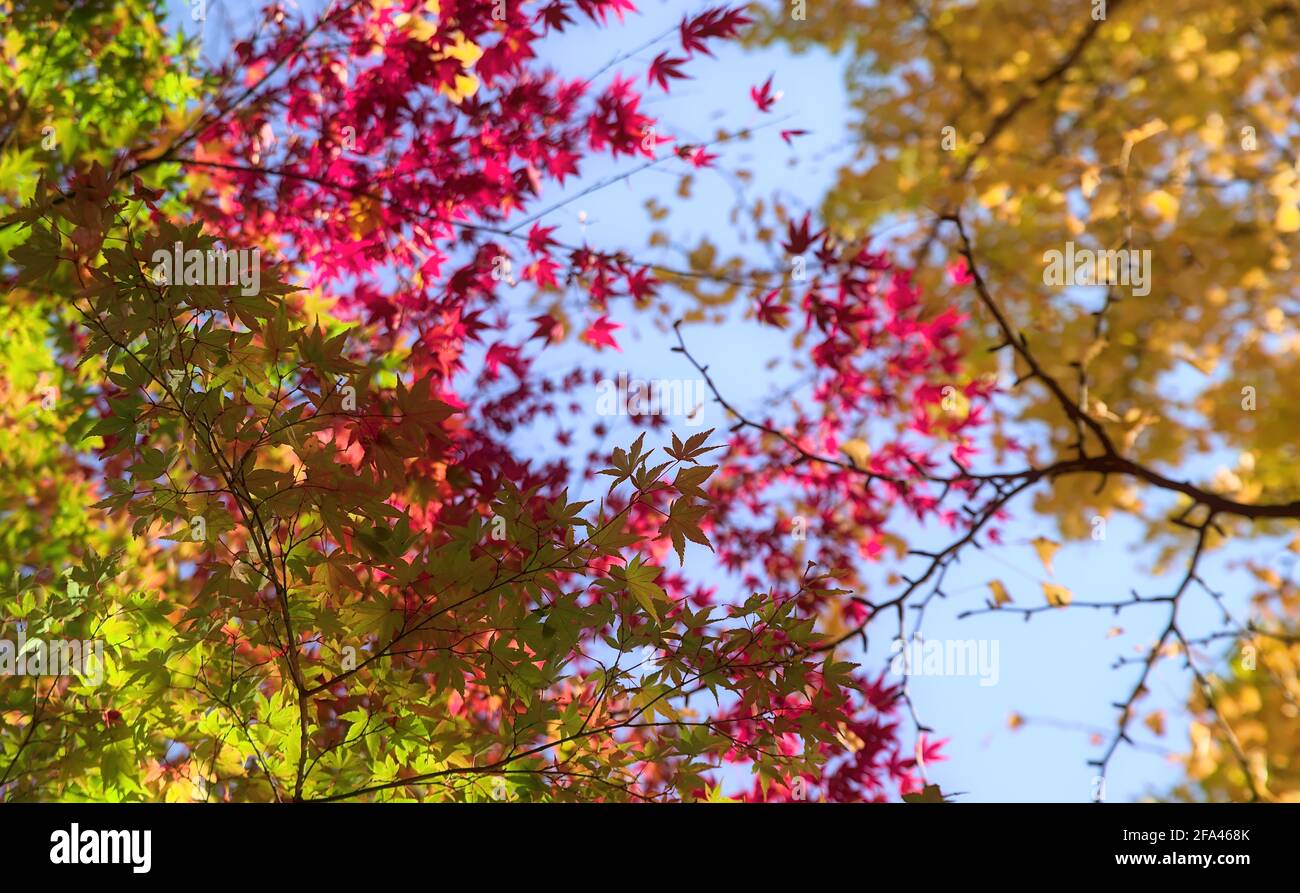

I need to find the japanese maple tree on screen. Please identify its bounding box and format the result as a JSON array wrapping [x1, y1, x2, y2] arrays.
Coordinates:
[[0, 0, 985, 802]]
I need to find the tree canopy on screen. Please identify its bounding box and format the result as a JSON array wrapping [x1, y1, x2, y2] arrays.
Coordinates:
[[0, 0, 947, 802], [3, 0, 1295, 803], [753, 0, 1300, 800]]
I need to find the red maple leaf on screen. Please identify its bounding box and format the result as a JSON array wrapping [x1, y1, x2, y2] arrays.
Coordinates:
[[782, 212, 823, 256], [545, 148, 581, 183], [523, 256, 561, 288], [625, 266, 660, 303], [750, 75, 778, 112], [679, 6, 754, 56], [575, 0, 637, 23], [527, 222, 558, 254], [529, 313, 564, 343], [483, 342, 520, 379], [647, 51, 689, 92], [676, 144, 718, 168], [756, 288, 791, 328], [537, 1, 575, 32], [581, 314, 622, 351]]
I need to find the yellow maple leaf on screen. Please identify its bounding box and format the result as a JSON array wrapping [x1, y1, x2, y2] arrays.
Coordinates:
[[1144, 189, 1179, 225], [988, 579, 1013, 607], [839, 438, 871, 469], [443, 31, 483, 66], [394, 1, 442, 42], [1145, 710, 1166, 737], [442, 73, 480, 105], [1031, 537, 1059, 576], [347, 196, 384, 240], [427, 31, 483, 104], [1042, 582, 1072, 607]]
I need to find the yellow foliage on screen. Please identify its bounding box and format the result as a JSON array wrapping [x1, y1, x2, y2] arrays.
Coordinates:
[[757, 0, 1300, 545], [1173, 580, 1300, 801], [988, 579, 1013, 607], [1041, 582, 1072, 607]]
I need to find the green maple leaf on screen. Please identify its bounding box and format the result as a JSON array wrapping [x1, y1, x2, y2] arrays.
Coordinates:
[[620, 556, 667, 622], [658, 498, 714, 565]]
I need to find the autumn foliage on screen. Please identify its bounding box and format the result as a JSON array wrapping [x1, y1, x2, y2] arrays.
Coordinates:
[[8, 0, 1294, 805], [0, 0, 985, 802]]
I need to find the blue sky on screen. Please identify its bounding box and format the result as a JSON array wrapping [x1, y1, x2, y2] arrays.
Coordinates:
[[164, 0, 1278, 802]]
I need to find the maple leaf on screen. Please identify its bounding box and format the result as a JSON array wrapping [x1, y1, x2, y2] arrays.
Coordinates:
[[756, 287, 791, 327], [647, 51, 690, 92], [544, 148, 581, 183], [130, 176, 165, 206], [523, 256, 561, 288], [987, 580, 1013, 607], [750, 75, 778, 112], [527, 222, 558, 254], [624, 266, 660, 303], [781, 212, 823, 256], [1030, 537, 1059, 576], [537, 1, 575, 32], [673, 464, 717, 500], [779, 128, 809, 145], [659, 499, 714, 565], [529, 313, 564, 343], [679, 6, 754, 57], [482, 342, 519, 379], [575, 0, 637, 24], [679, 11, 715, 56], [1042, 582, 1073, 607], [676, 144, 719, 168], [580, 314, 622, 351], [616, 556, 667, 621], [666, 429, 719, 463]]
